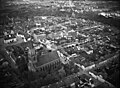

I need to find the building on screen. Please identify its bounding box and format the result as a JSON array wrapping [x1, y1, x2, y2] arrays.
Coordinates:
[[34, 50, 61, 72], [33, 49, 70, 73], [0, 36, 4, 46], [4, 36, 17, 44]]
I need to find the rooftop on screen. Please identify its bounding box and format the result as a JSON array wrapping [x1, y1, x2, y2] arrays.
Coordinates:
[[35, 50, 59, 67]]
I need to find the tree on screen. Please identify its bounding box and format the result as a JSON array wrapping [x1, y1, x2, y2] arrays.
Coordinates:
[[58, 67, 66, 79]]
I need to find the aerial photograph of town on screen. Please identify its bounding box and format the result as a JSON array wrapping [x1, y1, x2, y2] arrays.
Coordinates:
[[0, 0, 119, 88]]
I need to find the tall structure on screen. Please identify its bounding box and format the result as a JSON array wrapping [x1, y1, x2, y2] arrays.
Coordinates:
[[0, 37, 4, 46]]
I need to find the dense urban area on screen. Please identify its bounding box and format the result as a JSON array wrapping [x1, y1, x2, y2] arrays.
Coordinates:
[[0, 0, 119, 88]]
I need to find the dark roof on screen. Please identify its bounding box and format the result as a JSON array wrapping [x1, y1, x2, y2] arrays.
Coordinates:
[[36, 50, 59, 66], [94, 82, 116, 88], [4, 35, 16, 40], [19, 41, 33, 49]]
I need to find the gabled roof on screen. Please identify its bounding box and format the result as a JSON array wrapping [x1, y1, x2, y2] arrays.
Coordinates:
[[35, 50, 59, 67], [4, 35, 16, 40]]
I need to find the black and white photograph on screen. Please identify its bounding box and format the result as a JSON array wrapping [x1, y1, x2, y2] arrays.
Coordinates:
[[0, 0, 119, 88]]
